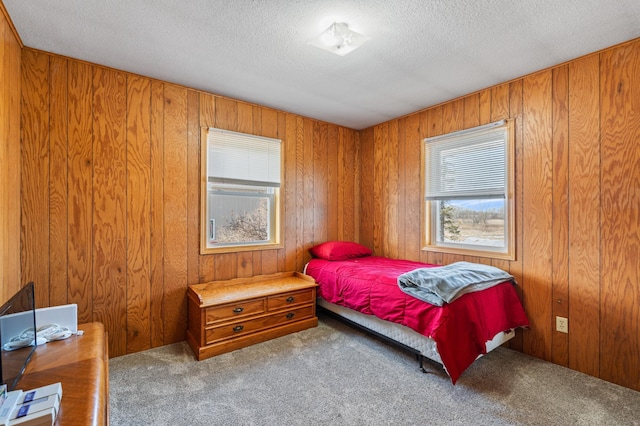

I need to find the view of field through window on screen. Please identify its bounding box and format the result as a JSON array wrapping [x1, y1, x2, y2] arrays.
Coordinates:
[[439, 199, 505, 247]]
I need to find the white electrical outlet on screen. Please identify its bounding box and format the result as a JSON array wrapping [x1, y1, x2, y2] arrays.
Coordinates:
[[556, 316, 569, 333]]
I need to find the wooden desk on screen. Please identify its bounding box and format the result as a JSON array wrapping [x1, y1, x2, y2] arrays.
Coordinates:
[[17, 322, 109, 425]]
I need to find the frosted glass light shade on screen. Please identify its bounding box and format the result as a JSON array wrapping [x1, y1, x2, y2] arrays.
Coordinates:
[[308, 22, 370, 56]]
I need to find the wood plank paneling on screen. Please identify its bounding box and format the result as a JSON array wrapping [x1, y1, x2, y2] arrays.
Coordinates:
[[568, 55, 601, 376], [252, 106, 262, 137], [150, 81, 165, 347], [261, 105, 278, 138], [302, 119, 315, 258], [313, 122, 328, 247], [372, 123, 385, 254], [522, 71, 554, 361], [20, 49, 50, 308], [162, 84, 188, 344], [491, 84, 510, 121], [327, 123, 339, 242], [397, 118, 407, 259], [359, 127, 374, 250], [237, 251, 254, 278], [442, 98, 463, 134], [92, 67, 127, 356], [478, 89, 491, 125], [403, 113, 421, 261], [48, 56, 69, 307], [600, 40, 640, 390], [353, 131, 360, 242], [214, 97, 237, 131], [261, 250, 278, 276], [186, 90, 200, 285], [387, 120, 399, 259], [294, 116, 306, 271], [126, 75, 152, 353], [214, 253, 237, 281], [67, 61, 93, 323], [340, 126, 358, 242], [0, 10, 21, 300], [283, 113, 297, 272], [463, 94, 480, 129], [237, 102, 253, 134], [551, 65, 570, 367], [199, 92, 215, 128]]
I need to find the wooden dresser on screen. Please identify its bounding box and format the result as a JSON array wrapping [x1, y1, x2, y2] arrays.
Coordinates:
[[17, 322, 108, 425], [187, 272, 318, 360]]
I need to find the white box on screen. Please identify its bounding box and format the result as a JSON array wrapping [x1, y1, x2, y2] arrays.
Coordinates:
[[16, 383, 62, 406], [9, 406, 57, 426], [9, 394, 59, 426], [0, 390, 22, 425], [0, 305, 77, 349], [34, 305, 77, 334]]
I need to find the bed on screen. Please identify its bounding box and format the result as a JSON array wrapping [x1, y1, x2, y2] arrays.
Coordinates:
[[303, 241, 529, 384]]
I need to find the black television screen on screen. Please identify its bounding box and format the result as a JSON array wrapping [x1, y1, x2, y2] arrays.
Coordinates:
[[0, 282, 37, 391]]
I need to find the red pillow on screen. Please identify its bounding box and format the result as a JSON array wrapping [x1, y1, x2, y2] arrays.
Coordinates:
[[309, 241, 372, 261]]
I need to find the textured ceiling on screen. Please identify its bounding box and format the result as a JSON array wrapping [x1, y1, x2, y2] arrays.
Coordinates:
[[5, 0, 640, 130]]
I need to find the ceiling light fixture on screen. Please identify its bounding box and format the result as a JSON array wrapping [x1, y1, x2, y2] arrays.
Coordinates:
[[308, 22, 370, 56]]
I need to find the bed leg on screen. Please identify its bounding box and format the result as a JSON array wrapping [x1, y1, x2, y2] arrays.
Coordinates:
[[418, 354, 428, 373]]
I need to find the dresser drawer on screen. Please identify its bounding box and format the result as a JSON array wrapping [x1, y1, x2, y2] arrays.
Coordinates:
[[267, 289, 314, 311], [205, 305, 315, 344], [205, 298, 265, 324]]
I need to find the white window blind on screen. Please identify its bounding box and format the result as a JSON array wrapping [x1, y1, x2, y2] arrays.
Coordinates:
[[424, 120, 507, 200], [207, 128, 281, 187]]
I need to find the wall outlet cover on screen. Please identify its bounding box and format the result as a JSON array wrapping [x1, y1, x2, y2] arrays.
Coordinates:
[[556, 316, 569, 333]]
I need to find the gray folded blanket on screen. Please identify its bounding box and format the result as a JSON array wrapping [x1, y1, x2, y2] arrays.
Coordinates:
[[397, 261, 514, 306]]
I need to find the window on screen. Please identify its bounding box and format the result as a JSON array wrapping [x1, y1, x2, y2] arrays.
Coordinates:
[[423, 119, 515, 259], [201, 128, 282, 253]]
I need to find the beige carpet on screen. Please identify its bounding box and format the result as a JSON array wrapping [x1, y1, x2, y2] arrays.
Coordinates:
[[109, 314, 640, 425]]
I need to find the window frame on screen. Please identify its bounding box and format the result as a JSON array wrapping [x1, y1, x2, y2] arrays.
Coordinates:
[[200, 127, 283, 254], [421, 119, 516, 260]]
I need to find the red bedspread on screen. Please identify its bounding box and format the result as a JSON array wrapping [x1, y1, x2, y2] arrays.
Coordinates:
[[305, 256, 529, 384]]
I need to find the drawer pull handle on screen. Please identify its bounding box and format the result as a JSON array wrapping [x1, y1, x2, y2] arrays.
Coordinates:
[[286, 313, 295, 319], [286, 296, 295, 303], [233, 307, 244, 314], [233, 325, 244, 332]]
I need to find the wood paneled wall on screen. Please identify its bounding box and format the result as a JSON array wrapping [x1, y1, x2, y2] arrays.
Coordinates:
[[0, 4, 21, 302], [19, 48, 360, 358], [360, 39, 640, 391]]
